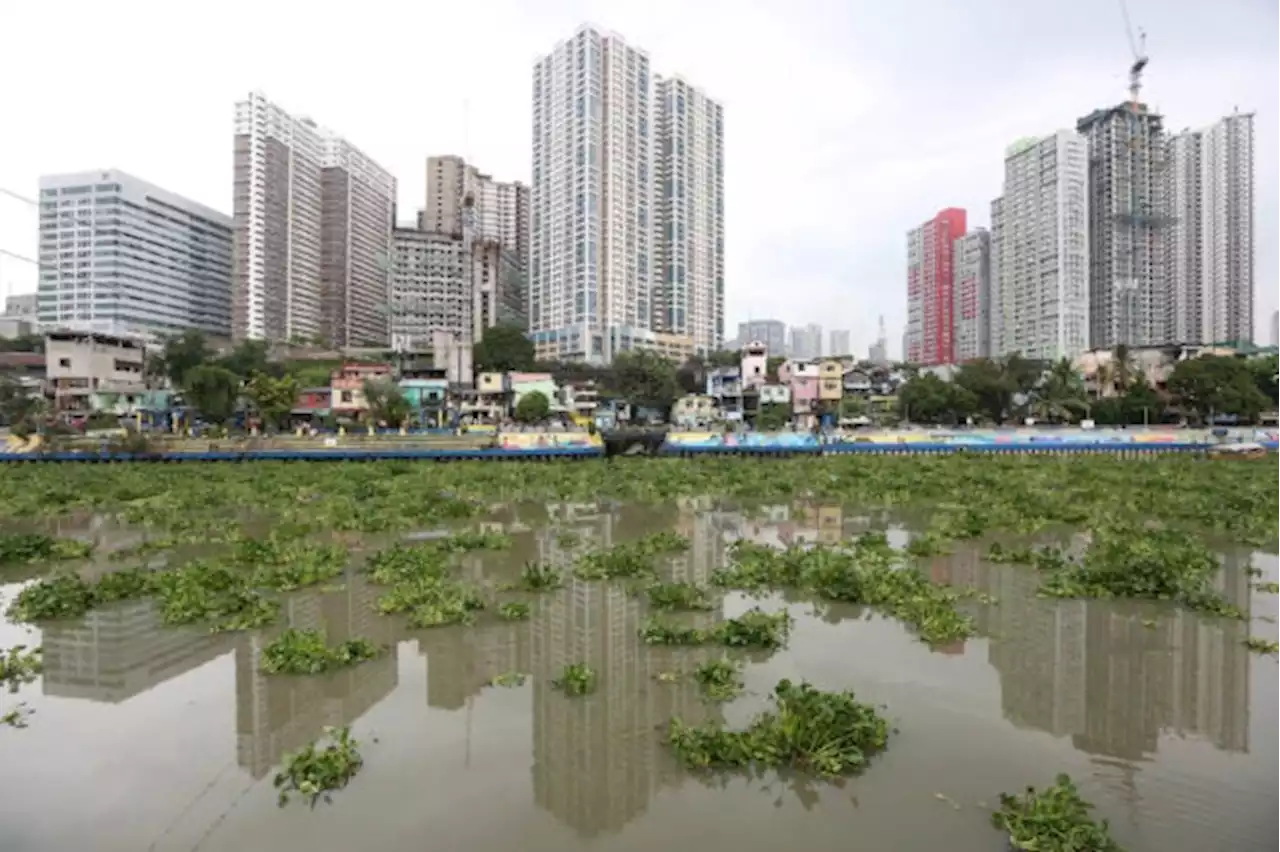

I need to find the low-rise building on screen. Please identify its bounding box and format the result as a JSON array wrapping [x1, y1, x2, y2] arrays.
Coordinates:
[[778, 360, 819, 418], [671, 394, 719, 428], [330, 363, 393, 419], [759, 384, 791, 407], [45, 330, 147, 413], [740, 341, 769, 390], [818, 359, 843, 402]]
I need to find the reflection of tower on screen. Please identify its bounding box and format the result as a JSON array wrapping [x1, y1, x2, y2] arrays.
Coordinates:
[[235, 574, 399, 779], [980, 547, 1250, 759], [529, 502, 726, 837], [40, 599, 233, 703], [423, 619, 532, 711]]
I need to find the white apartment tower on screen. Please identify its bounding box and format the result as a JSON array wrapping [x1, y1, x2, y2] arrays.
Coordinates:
[[531, 26, 653, 363], [952, 229, 991, 361], [233, 91, 394, 346], [1164, 111, 1255, 345], [653, 75, 724, 356], [990, 131, 1090, 361], [424, 155, 530, 271]]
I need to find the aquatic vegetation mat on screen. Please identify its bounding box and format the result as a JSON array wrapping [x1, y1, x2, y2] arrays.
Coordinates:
[[668, 679, 891, 778], [2, 644, 42, 729], [260, 628, 384, 675], [0, 533, 92, 567], [552, 662, 597, 696], [692, 657, 744, 701], [574, 532, 690, 581], [274, 725, 364, 807], [641, 607, 791, 650], [991, 773, 1125, 852]]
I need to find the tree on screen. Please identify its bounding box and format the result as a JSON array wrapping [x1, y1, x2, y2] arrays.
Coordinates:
[[898, 374, 975, 424], [766, 356, 786, 382], [473, 324, 534, 372], [163, 331, 213, 387], [705, 350, 740, 368], [0, 334, 44, 353], [0, 376, 43, 427], [675, 356, 708, 394], [1030, 358, 1087, 423], [514, 390, 551, 423], [1167, 356, 1269, 423], [363, 380, 412, 427], [604, 351, 680, 412], [244, 372, 300, 431], [1248, 354, 1278, 408], [838, 396, 868, 419], [217, 339, 277, 380], [756, 403, 790, 430], [183, 364, 241, 424]]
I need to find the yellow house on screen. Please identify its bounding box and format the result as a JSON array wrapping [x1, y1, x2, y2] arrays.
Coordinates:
[[818, 359, 843, 401]]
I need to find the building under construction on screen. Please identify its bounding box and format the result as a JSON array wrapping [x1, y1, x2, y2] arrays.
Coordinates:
[[1076, 102, 1169, 350]]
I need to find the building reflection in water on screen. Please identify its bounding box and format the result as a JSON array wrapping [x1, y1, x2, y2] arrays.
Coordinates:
[[40, 599, 234, 704], [938, 540, 1251, 759], [235, 575, 400, 779], [517, 497, 727, 837]]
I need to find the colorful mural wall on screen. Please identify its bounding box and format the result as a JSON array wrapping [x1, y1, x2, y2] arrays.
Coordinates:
[[661, 428, 1280, 452]]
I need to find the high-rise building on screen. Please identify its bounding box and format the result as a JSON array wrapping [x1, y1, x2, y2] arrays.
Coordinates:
[[1077, 103, 1169, 349], [37, 169, 232, 337], [320, 137, 397, 348], [424, 155, 529, 271], [828, 329, 851, 357], [652, 76, 724, 356], [388, 228, 469, 351], [233, 91, 393, 346], [952, 229, 991, 361], [1164, 111, 1255, 346], [736, 319, 786, 354], [905, 208, 966, 366], [990, 132, 1090, 361], [789, 323, 823, 359], [1271, 310, 1278, 348], [530, 26, 654, 363]]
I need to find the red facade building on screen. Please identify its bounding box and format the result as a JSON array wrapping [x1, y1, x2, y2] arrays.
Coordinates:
[[906, 208, 967, 366]]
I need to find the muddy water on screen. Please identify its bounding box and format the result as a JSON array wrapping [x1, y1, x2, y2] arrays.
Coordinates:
[[0, 500, 1275, 852]]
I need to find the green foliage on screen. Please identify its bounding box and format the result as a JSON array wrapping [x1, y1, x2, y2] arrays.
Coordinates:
[[640, 607, 791, 650], [711, 537, 974, 646], [574, 532, 689, 581], [668, 679, 891, 778], [244, 372, 300, 430], [645, 581, 715, 611], [514, 390, 551, 423], [489, 671, 528, 687], [603, 350, 681, 412], [992, 774, 1124, 852], [497, 601, 531, 621], [274, 726, 364, 807], [553, 662, 597, 696], [898, 373, 975, 424], [0, 533, 92, 566], [1244, 636, 1278, 655], [515, 561, 564, 592], [216, 339, 276, 380], [363, 380, 412, 427], [364, 541, 486, 628], [693, 657, 743, 701], [473, 324, 535, 372], [1, 645, 42, 729], [1168, 355, 1271, 422], [260, 628, 384, 675], [183, 363, 242, 424], [756, 403, 790, 431], [161, 330, 213, 387], [1036, 522, 1245, 618]]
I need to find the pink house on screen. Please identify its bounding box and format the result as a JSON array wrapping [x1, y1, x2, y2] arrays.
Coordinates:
[[740, 341, 768, 390], [778, 360, 819, 415]]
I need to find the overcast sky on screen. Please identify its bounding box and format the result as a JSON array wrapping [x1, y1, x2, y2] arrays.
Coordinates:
[[1, 0, 1275, 357]]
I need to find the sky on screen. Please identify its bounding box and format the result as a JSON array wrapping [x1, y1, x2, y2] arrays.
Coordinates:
[[1, 0, 1275, 358]]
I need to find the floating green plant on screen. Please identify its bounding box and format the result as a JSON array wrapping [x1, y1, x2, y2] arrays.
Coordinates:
[[1244, 636, 1278, 655], [0, 533, 92, 566], [515, 561, 563, 592], [260, 629, 383, 675], [274, 726, 364, 807], [497, 601, 531, 621], [640, 608, 791, 650], [1, 645, 42, 693], [991, 774, 1125, 852], [668, 679, 891, 778], [555, 530, 581, 548], [574, 532, 690, 581], [552, 662, 597, 696], [489, 672, 528, 687], [693, 657, 743, 702], [645, 581, 715, 611]]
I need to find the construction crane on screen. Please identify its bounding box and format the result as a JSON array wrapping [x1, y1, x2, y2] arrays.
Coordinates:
[[1114, 0, 1155, 346], [1118, 0, 1148, 121]]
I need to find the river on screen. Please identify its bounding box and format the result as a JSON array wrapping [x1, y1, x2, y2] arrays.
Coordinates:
[[0, 498, 1275, 852]]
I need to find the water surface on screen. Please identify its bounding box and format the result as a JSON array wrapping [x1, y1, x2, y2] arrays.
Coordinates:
[[1, 499, 1275, 852]]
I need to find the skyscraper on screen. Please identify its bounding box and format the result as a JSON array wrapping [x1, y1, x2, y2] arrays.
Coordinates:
[[530, 26, 653, 363], [652, 76, 724, 356], [789, 323, 823, 359], [951, 229, 991, 362], [424, 155, 529, 271], [736, 319, 786, 354], [1077, 103, 1168, 349], [233, 91, 393, 346], [990, 131, 1090, 361], [37, 169, 232, 337], [828, 329, 851, 357], [1164, 111, 1255, 346], [905, 208, 966, 366]]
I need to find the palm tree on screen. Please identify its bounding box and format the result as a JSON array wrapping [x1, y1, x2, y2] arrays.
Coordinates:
[[1032, 358, 1088, 423]]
